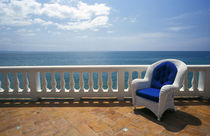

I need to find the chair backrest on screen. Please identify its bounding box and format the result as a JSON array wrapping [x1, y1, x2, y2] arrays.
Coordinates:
[[151, 61, 177, 89], [145, 59, 187, 89]]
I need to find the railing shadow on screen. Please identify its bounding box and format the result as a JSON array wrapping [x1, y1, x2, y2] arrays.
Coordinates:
[[174, 98, 210, 106], [0, 98, 209, 108], [0, 98, 133, 107], [134, 108, 202, 132]]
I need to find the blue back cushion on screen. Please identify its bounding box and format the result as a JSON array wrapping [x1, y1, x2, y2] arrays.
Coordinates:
[[151, 61, 177, 89]]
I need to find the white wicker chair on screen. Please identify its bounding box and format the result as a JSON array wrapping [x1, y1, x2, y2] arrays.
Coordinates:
[[132, 59, 187, 121]]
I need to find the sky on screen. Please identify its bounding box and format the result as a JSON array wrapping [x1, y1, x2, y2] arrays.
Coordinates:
[[0, 0, 210, 51]]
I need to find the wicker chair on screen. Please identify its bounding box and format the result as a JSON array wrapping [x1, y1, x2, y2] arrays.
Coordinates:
[[132, 59, 187, 121]]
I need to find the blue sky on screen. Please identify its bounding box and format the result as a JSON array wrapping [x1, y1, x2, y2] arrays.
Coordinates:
[[0, 0, 210, 51]]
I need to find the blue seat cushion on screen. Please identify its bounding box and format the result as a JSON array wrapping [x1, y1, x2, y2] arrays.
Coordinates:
[[151, 61, 177, 89], [136, 88, 160, 102]]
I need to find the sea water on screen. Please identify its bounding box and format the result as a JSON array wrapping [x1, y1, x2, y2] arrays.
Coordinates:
[[0, 51, 210, 89]]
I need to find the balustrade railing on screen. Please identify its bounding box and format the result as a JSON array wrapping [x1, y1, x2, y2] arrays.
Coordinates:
[[0, 65, 210, 100]]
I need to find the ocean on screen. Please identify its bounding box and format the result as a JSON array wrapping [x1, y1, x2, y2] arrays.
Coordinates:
[[0, 51, 210, 89], [0, 51, 210, 66]]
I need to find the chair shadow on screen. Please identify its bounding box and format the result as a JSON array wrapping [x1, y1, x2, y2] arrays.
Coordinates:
[[134, 108, 202, 132]]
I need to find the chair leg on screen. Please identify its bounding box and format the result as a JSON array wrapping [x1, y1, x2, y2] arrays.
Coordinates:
[[157, 117, 161, 121]]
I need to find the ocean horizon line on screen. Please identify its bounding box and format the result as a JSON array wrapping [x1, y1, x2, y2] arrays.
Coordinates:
[[1, 50, 210, 53]]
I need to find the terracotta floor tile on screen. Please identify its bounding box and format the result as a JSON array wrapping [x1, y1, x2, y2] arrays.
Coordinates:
[[0, 99, 209, 136]]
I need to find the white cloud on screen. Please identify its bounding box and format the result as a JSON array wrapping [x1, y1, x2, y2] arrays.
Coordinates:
[[168, 26, 193, 32], [167, 10, 202, 21], [137, 32, 170, 38], [122, 17, 136, 23], [0, 0, 41, 26], [0, 0, 111, 30], [15, 28, 35, 36], [33, 18, 53, 26], [107, 30, 113, 33], [56, 16, 109, 30]]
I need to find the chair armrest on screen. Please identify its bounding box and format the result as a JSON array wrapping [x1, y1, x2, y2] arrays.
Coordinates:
[[131, 79, 150, 106], [159, 85, 179, 103], [131, 79, 150, 91], [160, 85, 179, 94]]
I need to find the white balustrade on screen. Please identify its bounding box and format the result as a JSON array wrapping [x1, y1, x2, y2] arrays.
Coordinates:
[[0, 65, 210, 100]]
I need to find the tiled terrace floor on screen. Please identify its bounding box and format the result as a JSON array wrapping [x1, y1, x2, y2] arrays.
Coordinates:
[[0, 98, 209, 136]]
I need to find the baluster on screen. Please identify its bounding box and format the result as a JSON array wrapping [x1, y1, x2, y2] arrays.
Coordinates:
[[98, 72, 103, 92], [41, 72, 47, 92], [89, 72, 93, 92], [79, 72, 84, 92], [13, 72, 19, 92], [0, 80, 3, 92], [51, 72, 57, 92], [108, 72, 113, 92], [60, 72, 65, 92], [183, 71, 188, 91], [191, 71, 198, 91], [23, 72, 29, 92], [70, 72, 75, 92], [128, 71, 132, 91], [4, 72, 10, 92], [138, 70, 142, 79]]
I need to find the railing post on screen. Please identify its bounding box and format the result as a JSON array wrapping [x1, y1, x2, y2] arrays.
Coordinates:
[[29, 72, 40, 100], [202, 70, 210, 98], [118, 71, 125, 100], [0, 80, 3, 92]]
